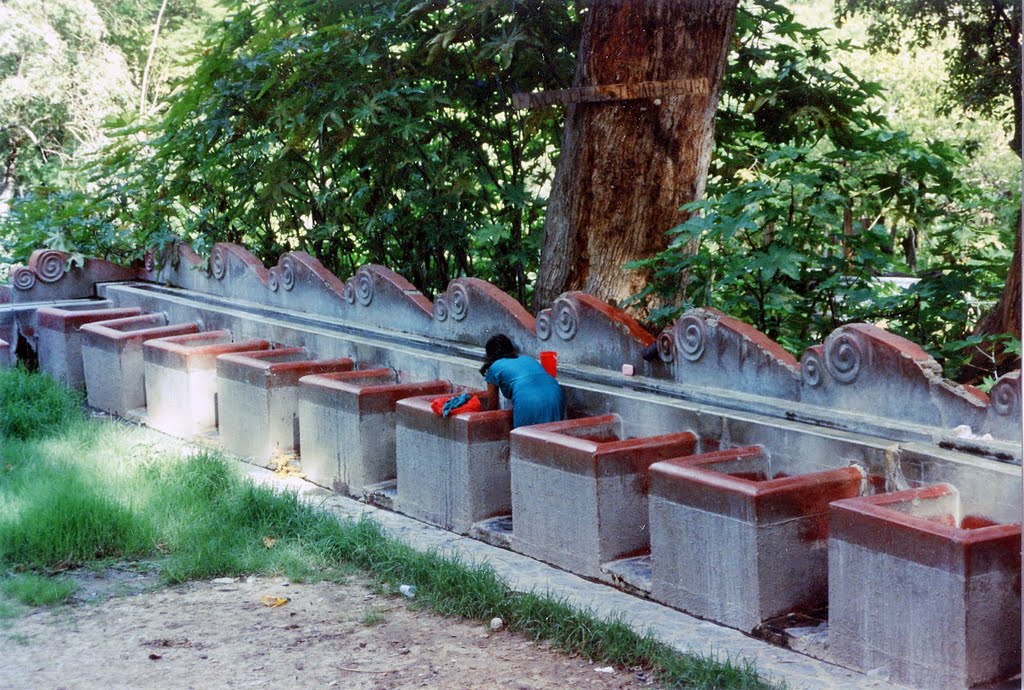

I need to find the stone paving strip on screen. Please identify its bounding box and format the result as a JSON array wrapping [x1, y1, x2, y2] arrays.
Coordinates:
[[244, 466, 904, 690]]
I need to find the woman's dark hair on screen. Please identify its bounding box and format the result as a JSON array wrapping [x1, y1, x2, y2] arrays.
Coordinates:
[[480, 333, 518, 375]]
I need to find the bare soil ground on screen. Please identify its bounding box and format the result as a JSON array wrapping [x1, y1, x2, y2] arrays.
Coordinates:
[[0, 568, 649, 690]]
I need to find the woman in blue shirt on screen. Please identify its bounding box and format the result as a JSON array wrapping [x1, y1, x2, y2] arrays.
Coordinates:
[[480, 334, 564, 428]]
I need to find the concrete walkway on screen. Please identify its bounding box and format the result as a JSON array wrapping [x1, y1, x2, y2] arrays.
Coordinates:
[[246, 466, 904, 690]]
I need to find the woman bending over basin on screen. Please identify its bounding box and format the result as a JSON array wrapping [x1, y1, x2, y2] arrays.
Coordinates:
[[480, 334, 564, 429]]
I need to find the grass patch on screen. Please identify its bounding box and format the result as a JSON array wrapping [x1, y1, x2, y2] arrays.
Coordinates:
[[0, 366, 83, 440], [0, 368, 781, 689], [1, 574, 77, 606], [0, 599, 25, 620], [362, 609, 387, 626]]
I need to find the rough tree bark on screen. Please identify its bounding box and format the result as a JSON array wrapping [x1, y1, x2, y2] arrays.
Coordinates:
[[535, 0, 739, 310]]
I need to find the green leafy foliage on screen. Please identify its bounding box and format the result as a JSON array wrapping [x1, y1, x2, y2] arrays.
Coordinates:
[[92, 0, 579, 300], [835, 0, 1021, 148], [629, 0, 1019, 379], [0, 0, 134, 201], [1, 0, 1017, 382]]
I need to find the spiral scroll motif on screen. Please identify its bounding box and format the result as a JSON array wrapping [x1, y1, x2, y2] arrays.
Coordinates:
[[34, 250, 66, 283], [656, 331, 675, 363], [446, 283, 467, 321], [536, 311, 552, 341], [210, 246, 227, 280], [674, 314, 706, 362], [990, 377, 1020, 417], [278, 255, 297, 291], [342, 278, 356, 304], [800, 350, 824, 387], [355, 269, 374, 306], [550, 297, 579, 341], [268, 270, 280, 292], [11, 267, 36, 291], [433, 298, 449, 322], [824, 331, 862, 385]]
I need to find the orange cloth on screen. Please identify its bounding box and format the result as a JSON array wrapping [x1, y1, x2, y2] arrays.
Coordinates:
[[449, 395, 481, 416], [430, 394, 482, 417]]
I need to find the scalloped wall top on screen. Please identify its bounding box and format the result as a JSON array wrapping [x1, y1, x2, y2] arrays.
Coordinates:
[[2, 242, 1020, 443]]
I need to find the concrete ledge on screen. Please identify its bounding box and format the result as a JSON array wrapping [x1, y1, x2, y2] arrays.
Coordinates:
[[649, 447, 862, 631], [216, 348, 353, 462], [510, 415, 697, 579], [80, 313, 199, 415], [143, 331, 271, 437], [36, 305, 141, 389], [829, 484, 1022, 688], [299, 369, 449, 495], [395, 391, 513, 534]]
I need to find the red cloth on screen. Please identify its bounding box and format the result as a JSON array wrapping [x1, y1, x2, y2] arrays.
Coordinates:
[[430, 395, 482, 417], [449, 395, 481, 416]]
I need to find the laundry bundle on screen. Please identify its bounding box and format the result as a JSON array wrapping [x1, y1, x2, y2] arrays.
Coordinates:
[[430, 392, 482, 417]]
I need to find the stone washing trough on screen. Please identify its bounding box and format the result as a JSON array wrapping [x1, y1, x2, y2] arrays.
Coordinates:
[[829, 483, 1021, 689], [143, 330, 271, 438], [80, 313, 199, 416], [299, 368, 449, 496], [509, 414, 697, 580], [215, 347, 353, 463], [395, 390, 513, 534], [648, 445, 863, 632]]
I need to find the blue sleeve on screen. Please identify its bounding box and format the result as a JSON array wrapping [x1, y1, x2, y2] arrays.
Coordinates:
[[485, 364, 499, 387]]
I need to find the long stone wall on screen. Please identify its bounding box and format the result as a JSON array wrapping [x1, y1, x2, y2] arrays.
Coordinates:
[[1, 243, 1021, 689], [3, 243, 1019, 447]]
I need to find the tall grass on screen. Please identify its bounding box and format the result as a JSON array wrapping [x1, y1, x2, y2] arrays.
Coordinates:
[[0, 368, 780, 689], [0, 366, 84, 439]]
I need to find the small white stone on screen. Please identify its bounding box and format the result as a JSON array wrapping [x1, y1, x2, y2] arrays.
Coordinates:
[[489, 617, 504, 631], [212, 577, 236, 584], [951, 424, 973, 438], [594, 666, 615, 674]]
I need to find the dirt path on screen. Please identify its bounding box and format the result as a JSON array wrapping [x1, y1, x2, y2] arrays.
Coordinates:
[[1, 571, 649, 690]]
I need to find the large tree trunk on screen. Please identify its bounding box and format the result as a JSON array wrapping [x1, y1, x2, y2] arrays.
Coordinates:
[[535, 0, 739, 310]]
